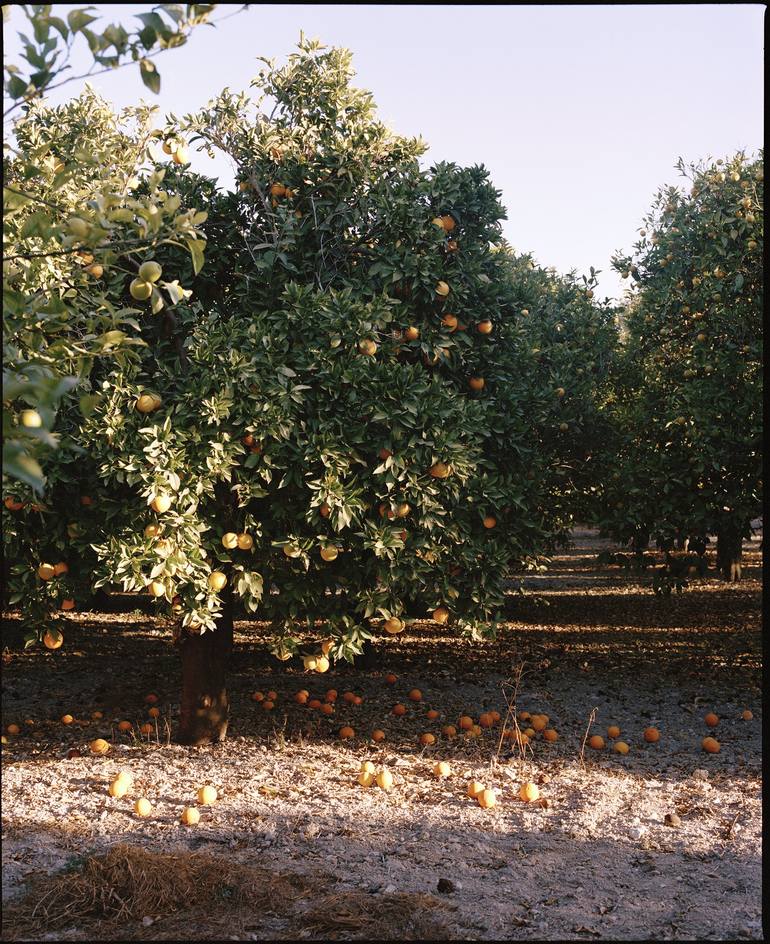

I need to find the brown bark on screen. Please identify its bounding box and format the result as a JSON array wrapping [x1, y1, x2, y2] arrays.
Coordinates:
[[177, 592, 233, 745], [716, 523, 744, 583]]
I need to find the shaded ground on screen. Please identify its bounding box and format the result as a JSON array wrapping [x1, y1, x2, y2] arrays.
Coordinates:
[[1, 531, 762, 941]]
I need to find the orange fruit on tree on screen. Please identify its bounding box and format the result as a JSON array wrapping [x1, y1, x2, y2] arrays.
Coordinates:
[[643, 727, 660, 743], [477, 320, 493, 334], [384, 617, 404, 635], [37, 563, 56, 581], [441, 313, 458, 331], [589, 735, 605, 750], [429, 462, 451, 479], [704, 712, 719, 727], [702, 736, 720, 754], [319, 502, 331, 518], [435, 280, 450, 297], [404, 326, 419, 341], [359, 338, 377, 356], [477, 789, 496, 809], [440, 214, 456, 232], [53, 562, 69, 576], [607, 725, 621, 739], [482, 515, 497, 529], [613, 741, 630, 755], [60, 599, 75, 611], [237, 533, 254, 550], [43, 630, 63, 650], [468, 377, 485, 391], [519, 782, 540, 803], [269, 182, 286, 197]]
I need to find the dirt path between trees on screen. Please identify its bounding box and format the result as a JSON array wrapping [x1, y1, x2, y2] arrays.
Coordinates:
[[1, 532, 762, 941]]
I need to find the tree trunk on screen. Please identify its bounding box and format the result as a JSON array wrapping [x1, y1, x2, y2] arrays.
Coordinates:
[[716, 523, 744, 583], [177, 592, 233, 745], [630, 529, 649, 554]]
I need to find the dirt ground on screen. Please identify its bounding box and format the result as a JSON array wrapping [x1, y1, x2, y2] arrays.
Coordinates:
[[1, 530, 762, 941]]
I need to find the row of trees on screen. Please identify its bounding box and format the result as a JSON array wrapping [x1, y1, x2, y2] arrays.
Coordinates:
[[3, 23, 762, 742]]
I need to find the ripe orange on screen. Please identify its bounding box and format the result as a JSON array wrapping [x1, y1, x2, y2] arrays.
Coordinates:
[[607, 725, 621, 739], [419, 733, 435, 746], [145, 693, 159, 705], [294, 691, 308, 706], [308, 699, 322, 710], [477, 320, 493, 334], [441, 313, 458, 331], [262, 700, 275, 711], [523, 727, 536, 739], [489, 711, 501, 723], [270, 182, 286, 197], [531, 716, 547, 732], [519, 782, 540, 803], [148, 707, 160, 718], [372, 729, 386, 742], [339, 726, 355, 739], [60, 599, 75, 611], [459, 716, 474, 731], [433, 761, 452, 778], [404, 326, 420, 341], [319, 502, 331, 518], [53, 562, 69, 577], [477, 789, 496, 809], [358, 771, 375, 787], [385, 673, 398, 685], [138, 722, 152, 735], [702, 736, 720, 754], [181, 807, 200, 826], [643, 727, 660, 743], [37, 563, 56, 581], [376, 769, 394, 791], [613, 741, 630, 755], [43, 630, 63, 650], [742, 709, 753, 721], [359, 338, 377, 356], [426, 709, 439, 720], [518, 710, 531, 722], [6, 724, 20, 736], [392, 704, 406, 717], [324, 689, 338, 703], [353, 695, 363, 706], [429, 462, 451, 479], [468, 377, 485, 391], [408, 689, 422, 702], [478, 713, 493, 728], [704, 712, 719, 728], [470, 724, 482, 737], [441, 724, 457, 737], [432, 606, 450, 624], [482, 515, 497, 529], [197, 785, 218, 805], [134, 798, 152, 817], [466, 780, 485, 799], [543, 728, 558, 742], [384, 617, 404, 634], [117, 720, 132, 732], [109, 778, 129, 798], [341, 691, 355, 704], [588, 735, 605, 750], [251, 691, 265, 702], [61, 714, 74, 725], [435, 280, 450, 297], [90, 738, 110, 755]]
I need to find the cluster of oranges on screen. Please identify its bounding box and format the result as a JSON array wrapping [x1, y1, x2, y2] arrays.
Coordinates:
[[102, 766, 217, 824]]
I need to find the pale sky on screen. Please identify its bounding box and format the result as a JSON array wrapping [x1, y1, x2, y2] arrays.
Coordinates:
[[4, 4, 764, 301]]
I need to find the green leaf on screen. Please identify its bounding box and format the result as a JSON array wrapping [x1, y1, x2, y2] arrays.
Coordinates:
[[139, 58, 160, 94], [2, 446, 45, 493], [185, 237, 206, 275], [67, 9, 100, 33]]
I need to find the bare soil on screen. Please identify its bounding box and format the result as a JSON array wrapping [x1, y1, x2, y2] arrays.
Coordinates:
[[1, 531, 762, 941]]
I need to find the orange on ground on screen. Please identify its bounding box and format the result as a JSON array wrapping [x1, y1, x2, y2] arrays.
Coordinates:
[[43, 631, 63, 650], [6, 724, 20, 736], [704, 712, 719, 727], [353, 695, 363, 706], [477, 789, 496, 809], [426, 709, 439, 720], [518, 711, 531, 722], [607, 725, 621, 739], [140, 723, 153, 735], [392, 704, 406, 717], [134, 798, 152, 817], [90, 738, 110, 755], [478, 713, 493, 728], [520, 782, 540, 803], [320, 703, 334, 715], [262, 700, 275, 711], [109, 779, 129, 798], [408, 689, 422, 702], [372, 729, 386, 742], [458, 715, 473, 731], [266, 691, 277, 701], [376, 769, 394, 791], [343, 691, 356, 704], [91, 711, 103, 720], [148, 707, 160, 718], [742, 709, 753, 721], [441, 725, 457, 738], [702, 736, 720, 754], [419, 733, 435, 746], [308, 699, 322, 710], [181, 807, 200, 826], [325, 689, 338, 703], [531, 716, 547, 732], [251, 692, 264, 703], [543, 729, 558, 742], [294, 691, 308, 704], [433, 761, 452, 778], [524, 727, 536, 739], [385, 673, 398, 684], [61, 714, 74, 725], [383, 617, 404, 634], [339, 726, 355, 739], [466, 780, 485, 799], [643, 727, 660, 743], [589, 735, 605, 750], [613, 741, 630, 755], [197, 785, 218, 805], [358, 771, 375, 787]]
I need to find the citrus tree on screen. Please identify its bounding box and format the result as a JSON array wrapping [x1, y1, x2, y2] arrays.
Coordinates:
[[598, 152, 763, 580], [4, 38, 618, 744]]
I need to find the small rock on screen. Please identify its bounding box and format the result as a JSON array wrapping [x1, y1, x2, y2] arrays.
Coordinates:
[[384, 884, 396, 894], [437, 878, 456, 894], [142, 917, 154, 927], [693, 768, 709, 780], [629, 826, 645, 841], [664, 813, 681, 828]]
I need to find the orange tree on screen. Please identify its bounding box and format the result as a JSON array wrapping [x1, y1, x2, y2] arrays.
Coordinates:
[[598, 152, 763, 579], [4, 38, 617, 743]]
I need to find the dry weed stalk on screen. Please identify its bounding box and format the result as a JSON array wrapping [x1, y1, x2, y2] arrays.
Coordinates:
[[578, 706, 599, 768]]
